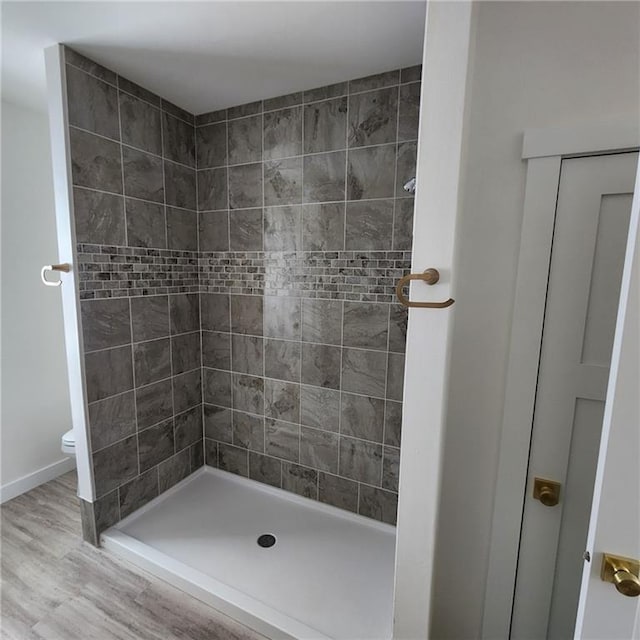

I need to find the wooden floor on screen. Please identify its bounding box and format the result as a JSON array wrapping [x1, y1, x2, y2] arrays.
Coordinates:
[[0, 471, 267, 640]]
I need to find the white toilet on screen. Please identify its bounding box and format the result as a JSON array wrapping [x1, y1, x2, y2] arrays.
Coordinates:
[[61, 430, 75, 456]]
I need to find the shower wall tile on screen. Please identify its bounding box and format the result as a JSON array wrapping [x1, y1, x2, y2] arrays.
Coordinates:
[[65, 47, 117, 85], [401, 65, 422, 84], [68, 52, 419, 532]]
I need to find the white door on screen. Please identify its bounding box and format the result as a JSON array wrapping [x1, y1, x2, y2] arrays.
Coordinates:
[[511, 152, 639, 639], [575, 156, 640, 638]]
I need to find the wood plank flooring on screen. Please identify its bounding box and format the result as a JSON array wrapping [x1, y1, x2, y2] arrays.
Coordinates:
[[0, 471, 267, 640]]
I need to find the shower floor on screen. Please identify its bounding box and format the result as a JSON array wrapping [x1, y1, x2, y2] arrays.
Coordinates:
[[101, 467, 396, 640]]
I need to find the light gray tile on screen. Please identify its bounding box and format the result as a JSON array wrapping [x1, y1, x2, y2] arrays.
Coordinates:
[[301, 202, 345, 251], [165, 161, 196, 209], [342, 301, 388, 350], [162, 112, 195, 167], [398, 82, 421, 141], [300, 385, 340, 432], [203, 368, 232, 407], [67, 65, 119, 139], [88, 391, 136, 451], [396, 141, 417, 197], [249, 452, 281, 488], [264, 379, 300, 423], [166, 207, 197, 251], [341, 347, 387, 397], [386, 352, 405, 401], [303, 97, 347, 154], [73, 187, 125, 245], [229, 163, 263, 209], [198, 167, 228, 211], [303, 151, 346, 203], [131, 295, 169, 342], [300, 427, 338, 473], [232, 373, 264, 415], [202, 331, 231, 370], [282, 462, 317, 499], [125, 198, 166, 249], [199, 210, 229, 251], [196, 122, 227, 168], [263, 107, 302, 160], [218, 443, 249, 477], [81, 298, 131, 352], [228, 115, 262, 164], [119, 93, 162, 156], [338, 436, 382, 485], [231, 334, 263, 376], [229, 209, 263, 251], [123, 147, 164, 202], [263, 340, 299, 385], [345, 200, 394, 250], [85, 345, 133, 403], [301, 298, 342, 345], [348, 87, 398, 148], [170, 293, 200, 335], [201, 293, 230, 332], [264, 296, 300, 340], [230, 295, 263, 336], [341, 392, 385, 442], [119, 468, 158, 518], [384, 400, 402, 447], [136, 379, 173, 430], [174, 406, 203, 450], [134, 338, 171, 386], [382, 446, 400, 492], [92, 435, 138, 497], [264, 158, 302, 206], [318, 472, 358, 512], [264, 205, 301, 250], [358, 484, 398, 525], [172, 369, 201, 414], [232, 411, 264, 452], [171, 331, 201, 374], [301, 343, 341, 389], [204, 404, 233, 443], [347, 145, 396, 200], [265, 419, 300, 463], [70, 128, 122, 193], [393, 198, 414, 251]]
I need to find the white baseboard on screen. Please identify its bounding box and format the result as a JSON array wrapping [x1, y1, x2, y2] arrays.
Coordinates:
[[1, 457, 76, 504]]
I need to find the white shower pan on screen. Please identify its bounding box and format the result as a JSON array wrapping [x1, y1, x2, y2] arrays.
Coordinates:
[[101, 467, 396, 640]]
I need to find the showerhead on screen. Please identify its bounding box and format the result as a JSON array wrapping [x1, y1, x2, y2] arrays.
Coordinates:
[[403, 177, 416, 194]]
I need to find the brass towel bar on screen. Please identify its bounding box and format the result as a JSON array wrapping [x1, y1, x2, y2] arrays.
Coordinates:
[[395, 268, 455, 309]]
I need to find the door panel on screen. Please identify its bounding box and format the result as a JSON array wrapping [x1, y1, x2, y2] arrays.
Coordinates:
[[511, 152, 638, 639]]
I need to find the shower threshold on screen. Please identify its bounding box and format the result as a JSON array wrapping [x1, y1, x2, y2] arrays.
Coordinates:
[[101, 467, 396, 640]]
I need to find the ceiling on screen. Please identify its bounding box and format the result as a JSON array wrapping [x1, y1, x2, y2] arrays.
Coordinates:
[[1, 1, 426, 115]]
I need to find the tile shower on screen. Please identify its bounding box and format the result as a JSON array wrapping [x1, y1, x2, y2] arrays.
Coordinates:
[[64, 47, 419, 541]]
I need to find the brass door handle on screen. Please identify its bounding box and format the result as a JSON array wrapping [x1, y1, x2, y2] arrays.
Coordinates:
[[533, 477, 561, 507], [395, 268, 455, 309], [601, 554, 640, 597]]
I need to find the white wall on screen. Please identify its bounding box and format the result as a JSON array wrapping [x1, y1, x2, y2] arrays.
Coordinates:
[[1, 99, 74, 499], [432, 3, 640, 637]]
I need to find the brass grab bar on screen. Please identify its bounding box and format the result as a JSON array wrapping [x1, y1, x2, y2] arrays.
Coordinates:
[[395, 268, 455, 309]]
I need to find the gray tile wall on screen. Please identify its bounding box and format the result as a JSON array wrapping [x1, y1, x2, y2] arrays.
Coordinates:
[[64, 48, 204, 538], [65, 46, 419, 533], [196, 68, 420, 525]]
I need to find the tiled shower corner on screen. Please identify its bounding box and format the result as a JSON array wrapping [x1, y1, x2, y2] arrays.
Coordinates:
[[64, 46, 420, 540]]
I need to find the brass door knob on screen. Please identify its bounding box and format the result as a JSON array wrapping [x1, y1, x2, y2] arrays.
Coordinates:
[[601, 554, 640, 597], [533, 477, 561, 507]]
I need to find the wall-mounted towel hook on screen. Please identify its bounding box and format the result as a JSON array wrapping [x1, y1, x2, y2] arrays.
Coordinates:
[[395, 268, 455, 309], [41, 263, 71, 287]]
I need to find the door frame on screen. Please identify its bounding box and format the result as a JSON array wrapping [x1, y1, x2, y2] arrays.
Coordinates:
[[481, 119, 640, 639]]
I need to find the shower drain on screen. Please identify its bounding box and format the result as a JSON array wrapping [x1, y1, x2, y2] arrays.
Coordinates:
[[257, 533, 276, 548]]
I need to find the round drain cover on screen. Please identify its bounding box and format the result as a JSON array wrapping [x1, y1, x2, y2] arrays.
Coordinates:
[[257, 533, 276, 548]]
